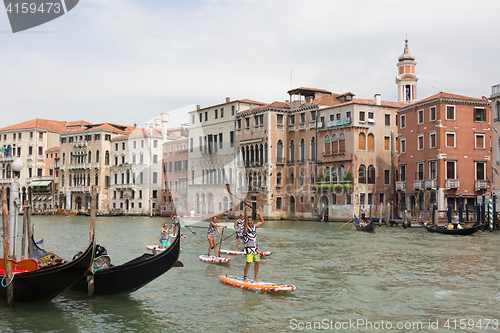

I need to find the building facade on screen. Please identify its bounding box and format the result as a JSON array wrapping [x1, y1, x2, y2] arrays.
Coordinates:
[[187, 98, 265, 218], [491, 84, 500, 201], [161, 136, 188, 216], [396, 92, 491, 211]]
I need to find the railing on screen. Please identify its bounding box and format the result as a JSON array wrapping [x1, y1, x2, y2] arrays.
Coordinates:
[[277, 124, 284, 130], [0, 156, 15, 161], [413, 180, 424, 190], [0, 178, 13, 184], [276, 158, 285, 166], [72, 140, 87, 147], [27, 155, 33, 160], [60, 164, 66, 171], [425, 179, 437, 189], [396, 181, 406, 191], [93, 163, 100, 169], [37, 155, 44, 160], [287, 159, 295, 165], [475, 180, 490, 191], [298, 123, 305, 130], [445, 179, 460, 190], [70, 186, 90, 192], [32, 175, 54, 181]]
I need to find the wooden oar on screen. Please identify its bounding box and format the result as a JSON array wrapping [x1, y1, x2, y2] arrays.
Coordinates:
[[338, 217, 355, 229]]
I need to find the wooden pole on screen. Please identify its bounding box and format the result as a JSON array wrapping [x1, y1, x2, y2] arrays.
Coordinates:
[[385, 203, 390, 227], [88, 185, 96, 297], [2, 189, 14, 306], [26, 205, 31, 259]]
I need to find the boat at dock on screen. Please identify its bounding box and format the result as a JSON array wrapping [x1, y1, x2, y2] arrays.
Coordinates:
[[423, 223, 484, 235]]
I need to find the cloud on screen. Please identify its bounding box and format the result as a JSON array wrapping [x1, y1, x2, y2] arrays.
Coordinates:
[[0, 0, 499, 130]]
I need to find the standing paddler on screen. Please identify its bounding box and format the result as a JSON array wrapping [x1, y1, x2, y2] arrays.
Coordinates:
[[234, 213, 245, 252], [243, 209, 265, 282]]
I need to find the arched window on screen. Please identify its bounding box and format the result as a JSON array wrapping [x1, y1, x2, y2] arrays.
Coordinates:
[[300, 172, 304, 186], [264, 143, 268, 163], [276, 172, 282, 187], [367, 133, 374, 151], [310, 137, 316, 161], [331, 134, 338, 152], [95, 174, 99, 186], [300, 138, 305, 163], [367, 165, 375, 184], [496, 101, 500, 120], [276, 140, 283, 164], [358, 164, 366, 184], [289, 140, 295, 162], [96, 150, 100, 163], [62, 153, 65, 165], [255, 144, 259, 165], [332, 193, 337, 205], [87, 174, 90, 186], [61, 175, 65, 187], [88, 151, 92, 163], [259, 144, 264, 166], [332, 166, 338, 182], [70, 152, 73, 164], [245, 146, 249, 167], [340, 165, 346, 181], [248, 173, 253, 191], [241, 147, 245, 166], [105, 150, 110, 165], [290, 172, 295, 185], [359, 133, 366, 150], [250, 146, 255, 165], [324, 167, 331, 182], [310, 172, 315, 185], [339, 133, 346, 152], [324, 135, 331, 154]]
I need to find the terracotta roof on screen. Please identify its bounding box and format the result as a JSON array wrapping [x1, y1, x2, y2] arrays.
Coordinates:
[[67, 120, 91, 127], [65, 123, 136, 134], [112, 128, 162, 141], [0, 118, 67, 133], [238, 99, 267, 105], [164, 137, 188, 144], [402, 92, 489, 109], [312, 95, 342, 106], [45, 147, 60, 152], [237, 101, 290, 114], [351, 98, 407, 108]]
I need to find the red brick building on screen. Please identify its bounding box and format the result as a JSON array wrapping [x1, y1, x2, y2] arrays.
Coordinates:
[[396, 92, 491, 211]]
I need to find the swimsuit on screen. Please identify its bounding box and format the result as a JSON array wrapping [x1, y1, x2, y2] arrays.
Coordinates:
[[235, 219, 245, 239]]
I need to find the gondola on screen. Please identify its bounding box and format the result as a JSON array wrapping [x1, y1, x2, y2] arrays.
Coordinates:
[[83, 211, 123, 217], [0, 235, 95, 302], [423, 223, 483, 235], [354, 218, 375, 232], [31, 227, 181, 295]]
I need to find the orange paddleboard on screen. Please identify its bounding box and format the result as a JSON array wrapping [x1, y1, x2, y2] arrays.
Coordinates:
[[219, 275, 295, 293]]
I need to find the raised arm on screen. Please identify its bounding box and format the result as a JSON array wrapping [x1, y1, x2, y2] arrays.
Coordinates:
[[254, 210, 265, 228]]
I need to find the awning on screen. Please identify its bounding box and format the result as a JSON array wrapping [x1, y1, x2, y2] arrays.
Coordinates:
[[29, 180, 52, 187], [72, 154, 87, 157]]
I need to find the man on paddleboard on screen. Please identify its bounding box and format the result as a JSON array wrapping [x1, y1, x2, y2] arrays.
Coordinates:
[[234, 213, 245, 252], [243, 209, 265, 282]]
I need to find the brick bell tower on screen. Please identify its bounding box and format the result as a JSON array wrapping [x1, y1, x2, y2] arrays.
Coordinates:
[[396, 39, 418, 103]]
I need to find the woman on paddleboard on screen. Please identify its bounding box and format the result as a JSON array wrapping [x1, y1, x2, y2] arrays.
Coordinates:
[[160, 223, 172, 249], [207, 216, 224, 258], [234, 213, 245, 252], [243, 209, 265, 282]]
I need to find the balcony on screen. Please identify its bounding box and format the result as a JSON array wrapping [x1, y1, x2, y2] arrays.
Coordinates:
[[475, 180, 490, 191], [276, 158, 285, 166], [27, 155, 33, 160], [115, 184, 134, 189], [72, 140, 87, 148], [60, 164, 66, 171], [425, 179, 437, 190], [37, 155, 44, 160], [287, 159, 295, 165], [93, 163, 100, 169], [413, 180, 424, 190], [445, 179, 460, 190], [298, 123, 305, 130], [396, 181, 406, 191], [0, 178, 13, 184], [277, 124, 284, 130], [0, 156, 15, 162], [70, 186, 90, 192]]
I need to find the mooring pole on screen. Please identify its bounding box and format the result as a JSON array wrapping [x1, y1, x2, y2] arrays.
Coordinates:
[[2, 189, 14, 306], [88, 185, 96, 297]]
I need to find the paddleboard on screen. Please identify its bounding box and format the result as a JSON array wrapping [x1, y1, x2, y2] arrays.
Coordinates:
[[198, 255, 231, 263], [147, 245, 166, 252], [169, 234, 187, 239], [219, 275, 295, 293], [219, 249, 273, 256]]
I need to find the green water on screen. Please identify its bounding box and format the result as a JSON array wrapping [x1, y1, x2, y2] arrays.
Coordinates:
[[0, 216, 499, 333]]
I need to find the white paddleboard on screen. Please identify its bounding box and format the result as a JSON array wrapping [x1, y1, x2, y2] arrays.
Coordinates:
[[199, 254, 231, 263], [219, 249, 273, 256]]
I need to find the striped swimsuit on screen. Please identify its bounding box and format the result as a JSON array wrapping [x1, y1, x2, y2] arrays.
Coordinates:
[[243, 225, 258, 254]]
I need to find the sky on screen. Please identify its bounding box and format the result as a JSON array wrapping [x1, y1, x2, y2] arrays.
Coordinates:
[[1, 0, 499, 130]]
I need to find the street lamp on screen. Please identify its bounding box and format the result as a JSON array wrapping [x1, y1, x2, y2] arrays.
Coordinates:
[[9, 157, 24, 260]]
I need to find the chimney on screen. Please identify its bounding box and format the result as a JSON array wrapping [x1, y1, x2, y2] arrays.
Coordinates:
[[197, 105, 201, 110], [154, 118, 161, 129], [374, 94, 381, 106], [226, 97, 230, 103], [161, 112, 169, 141]]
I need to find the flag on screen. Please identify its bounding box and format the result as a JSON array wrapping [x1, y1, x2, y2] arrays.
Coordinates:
[[5, 146, 10, 157], [0, 146, 4, 157], [35, 239, 44, 245]]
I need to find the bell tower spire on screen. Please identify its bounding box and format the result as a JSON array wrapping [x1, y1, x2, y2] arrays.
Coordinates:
[[396, 38, 418, 103]]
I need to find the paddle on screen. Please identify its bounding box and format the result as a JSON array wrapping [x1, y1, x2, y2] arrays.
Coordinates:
[[338, 217, 355, 229], [185, 225, 196, 235], [226, 184, 253, 210]]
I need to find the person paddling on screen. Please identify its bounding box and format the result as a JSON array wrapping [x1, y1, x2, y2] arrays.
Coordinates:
[[234, 213, 245, 252], [160, 223, 172, 249], [207, 216, 224, 257], [171, 213, 181, 236], [243, 209, 265, 282]]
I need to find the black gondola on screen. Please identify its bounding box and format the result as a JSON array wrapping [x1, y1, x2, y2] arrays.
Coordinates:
[[354, 218, 375, 232], [0, 235, 95, 302], [31, 227, 181, 295], [423, 223, 483, 235]]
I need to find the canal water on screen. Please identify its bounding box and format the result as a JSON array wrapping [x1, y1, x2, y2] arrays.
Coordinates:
[[0, 216, 499, 332]]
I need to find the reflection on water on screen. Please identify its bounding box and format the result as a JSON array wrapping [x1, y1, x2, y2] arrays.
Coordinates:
[[0, 216, 499, 332]]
